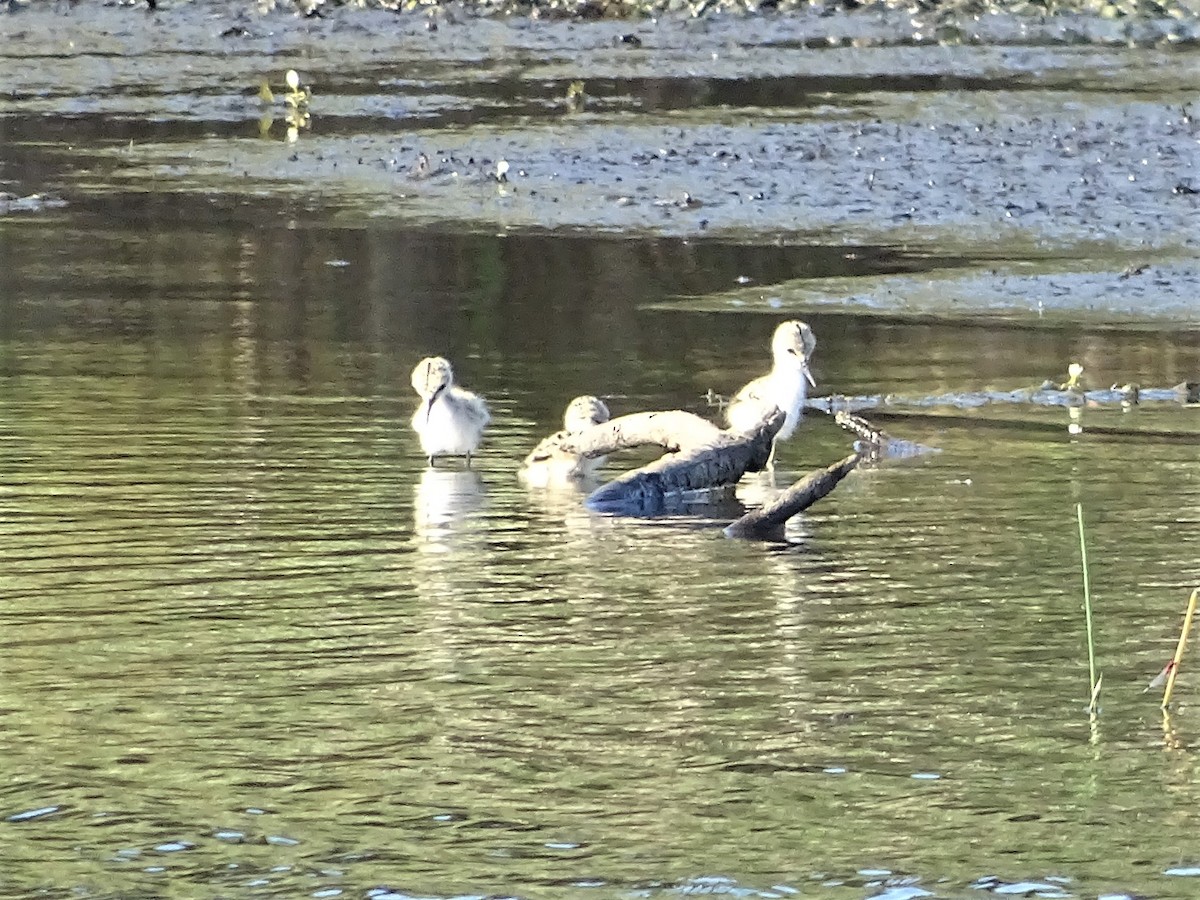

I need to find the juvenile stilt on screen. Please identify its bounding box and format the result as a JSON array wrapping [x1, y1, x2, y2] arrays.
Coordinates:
[[520, 395, 612, 485], [726, 320, 817, 464], [410, 356, 489, 468]]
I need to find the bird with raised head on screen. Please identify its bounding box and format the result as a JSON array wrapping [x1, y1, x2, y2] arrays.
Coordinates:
[[725, 320, 816, 461]]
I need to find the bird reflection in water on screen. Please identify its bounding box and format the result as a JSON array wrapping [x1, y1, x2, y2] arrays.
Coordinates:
[[413, 468, 487, 552], [410, 468, 490, 680]]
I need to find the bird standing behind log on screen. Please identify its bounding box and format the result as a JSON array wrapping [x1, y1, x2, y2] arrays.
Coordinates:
[[726, 320, 817, 461]]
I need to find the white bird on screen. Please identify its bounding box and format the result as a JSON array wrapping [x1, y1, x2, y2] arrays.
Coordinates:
[[562, 395, 611, 434], [410, 356, 490, 467], [520, 395, 611, 485], [725, 320, 817, 459]]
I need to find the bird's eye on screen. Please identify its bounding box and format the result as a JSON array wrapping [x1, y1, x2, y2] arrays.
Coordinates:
[[786, 348, 797, 355]]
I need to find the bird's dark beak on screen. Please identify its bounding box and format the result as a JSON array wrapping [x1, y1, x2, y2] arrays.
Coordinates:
[[426, 382, 446, 422]]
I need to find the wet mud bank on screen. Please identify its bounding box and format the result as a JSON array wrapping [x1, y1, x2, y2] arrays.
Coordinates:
[[2, 0, 1199, 323]]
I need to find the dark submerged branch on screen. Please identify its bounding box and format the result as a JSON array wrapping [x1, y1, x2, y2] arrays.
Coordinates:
[[532, 405, 888, 536], [724, 452, 861, 541], [581, 408, 784, 515]]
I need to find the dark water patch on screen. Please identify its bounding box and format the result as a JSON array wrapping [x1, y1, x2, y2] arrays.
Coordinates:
[[0, 110, 282, 146], [330, 69, 1121, 125], [6, 68, 1187, 158], [562, 71, 1146, 114], [6, 11, 1198, 260], [1, 201, 967, 352]]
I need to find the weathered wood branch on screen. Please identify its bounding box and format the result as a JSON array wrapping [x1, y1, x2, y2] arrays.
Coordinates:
[[834, 408, 936, 460], [523, 404, 886, 537], [521, 410, 724, 485], [557, 410, 729, 459], [724, 452, 861, 541], [834, 409, 887, 446], [578, 409, 785, 515]]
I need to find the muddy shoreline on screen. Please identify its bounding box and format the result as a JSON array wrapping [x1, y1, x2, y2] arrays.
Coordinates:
[[5, 0, 1200, 41], [3, 0, 1199, 324], [9, 0, 1200, 25]]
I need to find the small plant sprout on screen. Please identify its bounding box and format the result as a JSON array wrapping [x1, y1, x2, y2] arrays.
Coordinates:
[[566, 79, 586, 110], [284, 69, 311, 109]]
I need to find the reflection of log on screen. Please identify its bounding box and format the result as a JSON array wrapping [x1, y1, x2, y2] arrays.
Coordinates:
[[556, 409, 784, 515], [724, 452, 861, 541]]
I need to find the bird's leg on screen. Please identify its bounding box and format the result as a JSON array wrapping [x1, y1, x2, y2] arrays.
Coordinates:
[[428, 454, 436, 467], [464, 450, 473, 469]]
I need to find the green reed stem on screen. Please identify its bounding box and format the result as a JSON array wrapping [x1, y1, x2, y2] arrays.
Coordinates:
[[1077, 503, 1099, 714]]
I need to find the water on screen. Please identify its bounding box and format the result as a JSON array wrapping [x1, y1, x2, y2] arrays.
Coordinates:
[[3, 5, 1200, 898], [2, 196, 1198, 899]]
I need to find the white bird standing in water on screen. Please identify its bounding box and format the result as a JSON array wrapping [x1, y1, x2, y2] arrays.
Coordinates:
[[410, 356, 490, 467], [520, 395, 611, 485], [725, 320, 817, 459]]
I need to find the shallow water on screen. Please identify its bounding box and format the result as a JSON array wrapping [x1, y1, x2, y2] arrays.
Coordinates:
[[3, 197, 1199, 900], [3, 4, 1200, 899]]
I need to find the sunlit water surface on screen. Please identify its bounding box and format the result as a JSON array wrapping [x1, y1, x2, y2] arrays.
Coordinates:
[[1, 202, 1198, 900], [2, 6, 1200, 894]]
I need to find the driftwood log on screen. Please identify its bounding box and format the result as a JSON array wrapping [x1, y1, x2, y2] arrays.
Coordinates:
[[720, 407, 905, 538], [534, 405, 894, 540], [723, 452, 860, 541], [556, 409, 784, 515]]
